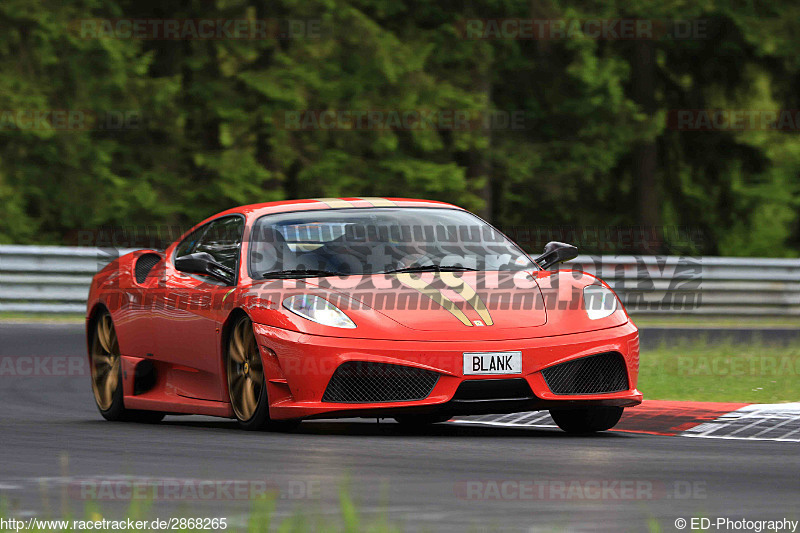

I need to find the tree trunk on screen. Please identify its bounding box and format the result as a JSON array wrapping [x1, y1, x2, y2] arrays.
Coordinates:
[[469, 51, 493, 221], [630, 40, 661, 251]]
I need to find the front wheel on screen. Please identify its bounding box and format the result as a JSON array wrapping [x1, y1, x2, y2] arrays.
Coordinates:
[[226, 314, 299, 432], [549, 407, 623, 434]]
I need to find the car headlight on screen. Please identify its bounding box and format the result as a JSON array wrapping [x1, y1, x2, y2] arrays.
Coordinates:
[[282, 295, 356, 329], [583, 284, 618, 320]]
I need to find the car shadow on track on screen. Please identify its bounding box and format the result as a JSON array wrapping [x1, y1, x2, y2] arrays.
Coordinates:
[[146, 417, 635, 439]]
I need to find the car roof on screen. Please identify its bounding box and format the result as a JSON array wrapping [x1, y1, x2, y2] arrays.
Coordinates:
[[211, 197, 463, 220], [171, 198, 467, 249]]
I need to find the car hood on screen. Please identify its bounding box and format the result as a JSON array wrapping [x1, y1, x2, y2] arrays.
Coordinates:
[[313, 270, 546, 331], [244, 270, 628, 341]]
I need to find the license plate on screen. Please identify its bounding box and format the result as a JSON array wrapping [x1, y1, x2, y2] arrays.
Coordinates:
[[463, 351, 522, 375]]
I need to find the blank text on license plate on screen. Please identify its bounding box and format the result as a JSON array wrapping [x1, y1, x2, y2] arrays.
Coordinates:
[[463, 351, 522, 375]]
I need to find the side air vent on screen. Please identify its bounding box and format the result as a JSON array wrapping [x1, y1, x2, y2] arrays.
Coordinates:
[[541, 352, 628, 395], [134, 253, 162, 284], [133, 360, 157, 395], [322, 362, 439, 403]]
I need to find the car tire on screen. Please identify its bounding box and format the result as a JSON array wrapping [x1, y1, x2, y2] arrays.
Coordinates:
[[226, 314, 299, 432], [90, 310, 165, 424], [549, 407, 623, 434], [393, 414, 452, 427]]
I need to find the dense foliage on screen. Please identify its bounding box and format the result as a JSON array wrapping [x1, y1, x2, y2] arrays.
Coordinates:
[[1, 0, 798, 255]]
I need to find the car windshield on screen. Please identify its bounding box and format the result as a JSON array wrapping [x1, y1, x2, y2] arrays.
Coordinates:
[[249, 207, 536, 278]]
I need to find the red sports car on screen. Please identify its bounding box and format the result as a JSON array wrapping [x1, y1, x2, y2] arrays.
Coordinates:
[[86, 198, 641, 433]]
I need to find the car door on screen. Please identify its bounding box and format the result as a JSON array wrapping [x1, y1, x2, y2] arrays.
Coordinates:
[[153, 215, 245, 402]]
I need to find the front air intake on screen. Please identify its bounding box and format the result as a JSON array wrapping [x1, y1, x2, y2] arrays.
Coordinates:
[[541, 352, 628, 395], [322, 362, 439, 403], [452, 378, 534, 401]]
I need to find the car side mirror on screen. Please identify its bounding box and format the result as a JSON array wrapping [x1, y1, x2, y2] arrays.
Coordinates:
[[174, 252, 235, 284], [533, 241, 578, 270]]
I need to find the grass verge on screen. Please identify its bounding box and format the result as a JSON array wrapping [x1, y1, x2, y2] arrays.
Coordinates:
[[0, 312, 84, 323], [639, 339, 800, 403], [632, 315, 800, 329], [1, 487, 405, 533]]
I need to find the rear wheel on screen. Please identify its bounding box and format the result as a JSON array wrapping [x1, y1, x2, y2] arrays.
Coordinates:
[[90, 310, 164, 423], [226, 314, 298, 432], [549, 407, 623, 434]]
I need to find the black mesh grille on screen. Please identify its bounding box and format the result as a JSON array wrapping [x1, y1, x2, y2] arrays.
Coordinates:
[[322, 362, 439, 403], [135, 253, 162, 284], [453, 379, 534, 401], [541, 352, 628, 395]]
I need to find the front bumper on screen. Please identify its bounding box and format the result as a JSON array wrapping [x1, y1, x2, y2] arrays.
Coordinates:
[[253, 321, 642, 420]]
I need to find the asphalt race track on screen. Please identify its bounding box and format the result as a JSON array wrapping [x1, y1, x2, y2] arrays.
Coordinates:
[[1, 323, 798, 532]]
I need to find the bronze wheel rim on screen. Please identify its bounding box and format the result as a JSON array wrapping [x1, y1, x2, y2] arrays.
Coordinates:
[[227, 317, 264, 421], [90, 313, 120, 411]]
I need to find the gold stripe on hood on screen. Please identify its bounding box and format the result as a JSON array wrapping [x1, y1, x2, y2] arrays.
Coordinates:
[[396, 273, 473, 326], [439, 272, 494, 326]]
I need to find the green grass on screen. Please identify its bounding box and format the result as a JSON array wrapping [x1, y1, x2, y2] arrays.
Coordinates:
[[631, 315, 800, 329], [639, 339, 800, 403], [1, 487, 406, 533], [0, 312, 85, 323]]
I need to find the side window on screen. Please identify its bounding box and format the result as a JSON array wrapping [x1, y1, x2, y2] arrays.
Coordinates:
[[194, 216, 245, 271], [175, 225, 208, 259]]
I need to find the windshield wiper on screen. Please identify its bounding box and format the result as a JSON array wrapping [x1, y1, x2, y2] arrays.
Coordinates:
[[382, 265, 478, 274], [261, 269, 342, 279]]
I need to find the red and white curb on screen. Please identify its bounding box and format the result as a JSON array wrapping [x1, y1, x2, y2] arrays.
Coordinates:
[[452, 400, 800, 442], [681, 402, 800, 442]]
